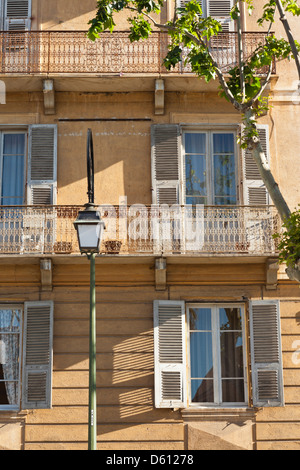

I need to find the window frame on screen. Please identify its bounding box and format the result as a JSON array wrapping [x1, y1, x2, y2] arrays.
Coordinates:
[[0, 130, 28, 206], [186, 302, 248, 408], [182, 128, 239, 206], [0, 304, 23, 411]]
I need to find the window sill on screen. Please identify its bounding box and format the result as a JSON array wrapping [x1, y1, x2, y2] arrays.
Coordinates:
[[181, 407, 256, 422]]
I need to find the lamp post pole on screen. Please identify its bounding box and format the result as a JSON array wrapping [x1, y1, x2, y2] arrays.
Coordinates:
[[73, 129, 105, 451], [88, 252, 97, 450]]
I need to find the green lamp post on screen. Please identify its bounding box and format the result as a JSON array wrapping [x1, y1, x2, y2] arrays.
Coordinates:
[[73, 129, 105, 450]]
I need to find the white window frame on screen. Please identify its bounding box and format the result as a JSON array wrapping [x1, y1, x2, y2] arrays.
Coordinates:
[[182, 127, 239, 206], [0, 130, 27, 206], [0, 304, 23, 411], [186, 302, 248, 408]]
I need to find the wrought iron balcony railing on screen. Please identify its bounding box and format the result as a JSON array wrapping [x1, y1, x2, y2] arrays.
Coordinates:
[[0, 31, 276, 75], [0, 205, 280, 256]]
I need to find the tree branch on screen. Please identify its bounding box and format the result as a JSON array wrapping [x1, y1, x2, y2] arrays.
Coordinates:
[[276, 0, 300, 80]]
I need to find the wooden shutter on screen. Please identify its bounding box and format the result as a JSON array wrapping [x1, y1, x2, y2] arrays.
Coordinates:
[[5, 0, 31, 30], [249, 300, 284, 407], [154, 300, 187, 408], [242, 125, 270, 205], [208, 0, 234, 31], [22, 301, 53, 409], [151, 124, 182, 205], [27, 125, 57, 205]]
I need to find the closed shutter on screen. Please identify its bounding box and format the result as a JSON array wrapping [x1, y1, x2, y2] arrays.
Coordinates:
[[4, 0, 31, 31], [151, 124, 182, 205], [242, 125, 270, 206], [27, 125, 57, 205], [249, 300, 284, 407], [22, 301, 53, 409], [153, 300, 187, 408]]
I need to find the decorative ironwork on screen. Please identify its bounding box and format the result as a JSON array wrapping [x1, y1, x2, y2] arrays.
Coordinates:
[[0, 205, 280, 256], [0, 31, 276, 75]]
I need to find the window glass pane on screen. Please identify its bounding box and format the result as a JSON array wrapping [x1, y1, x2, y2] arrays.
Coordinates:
[[189, 307, 211, 330], [191, 378, 214, 403], [220, 331, 244, 378], [185, 133, 206, 154], [186, 155, 207, 198], [1, 134, 25, 206], [222, 379, 245, 403], [213, 133, 234, 154], [219, 307, 242, 331], [213, 154, 236, 201], [186, 196, 207, 205], [213, 133, 236, 206], [0, 309, 21, 407], [190, 332, 213, 379]]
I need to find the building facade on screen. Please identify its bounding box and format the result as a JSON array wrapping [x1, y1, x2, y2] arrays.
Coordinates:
[[0, 0, 299, 450]]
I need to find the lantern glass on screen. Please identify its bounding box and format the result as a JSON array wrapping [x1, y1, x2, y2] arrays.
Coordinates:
[[74, 207, 105, 254]]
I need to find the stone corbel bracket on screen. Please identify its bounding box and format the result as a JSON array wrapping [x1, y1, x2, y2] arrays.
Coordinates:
[[40, 258, 53, 291], [155, 257, 167, 291], [43, 79, 56, 115], [265, 257, 279, 290], [155, 79, 164, 115]]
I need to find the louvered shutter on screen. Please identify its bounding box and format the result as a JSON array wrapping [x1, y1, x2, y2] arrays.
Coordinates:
[[242, 125, 270, 206], [151, 124, 182, 205], [154, 300, 187, 408], [176, 0, 234, 30], [249, 300, 284, 407], [27, 125, 57, 205], [208, 0, 234, 31], [22, 301, 53, 409], [4, 0, 31, 31]]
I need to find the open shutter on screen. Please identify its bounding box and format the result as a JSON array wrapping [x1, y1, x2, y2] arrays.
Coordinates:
[[27, 125, 57, 205], [154, 300, 186, 408], [249, 300, 284, 407], [22, 301, 53, 409], [208, 0, 234, 31], [5, 0, 31, 30], [242, 125, 270, 206], [151, 124, 182, 205]]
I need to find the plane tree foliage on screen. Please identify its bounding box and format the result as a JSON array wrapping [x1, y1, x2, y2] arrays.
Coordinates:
[[88, 0, 300, 279]]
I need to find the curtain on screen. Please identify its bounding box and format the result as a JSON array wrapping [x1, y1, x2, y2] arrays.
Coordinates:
[[185, 133, 207, 205], [213, 133, 236, 205], [0, 309, 20, 406], [1, 134, 25, 206]]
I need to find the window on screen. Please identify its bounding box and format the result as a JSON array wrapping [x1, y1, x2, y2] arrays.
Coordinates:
[[0, 132, 26, 205], [0, 301, 54, 411], [154, 299, 284, 409], [188, 304, 246, 406], [0, 125, 57, 206], [151, 124, 270, 207], [184, 131, 237, 205], [0, 306, 22, 409]]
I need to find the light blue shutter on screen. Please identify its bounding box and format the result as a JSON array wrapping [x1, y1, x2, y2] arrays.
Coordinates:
[[27, 125, 57, 205], [22, 301, 53, 409], [151, 124, 182, 205], [249, 300, 284, 407], [154, 300, 187, 408], [5, 0, 31, 31], [242, 125, 270, 206]]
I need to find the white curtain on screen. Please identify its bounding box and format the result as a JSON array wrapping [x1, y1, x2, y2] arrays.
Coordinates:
[[0, 309, 20, 406]]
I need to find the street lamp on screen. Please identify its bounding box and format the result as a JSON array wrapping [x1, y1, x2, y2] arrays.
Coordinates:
[[73, 129, 105, 451]]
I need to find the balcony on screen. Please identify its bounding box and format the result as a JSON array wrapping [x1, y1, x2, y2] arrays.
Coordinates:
[[0, 30, 276, 76], [0, 205, 280, 257]]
